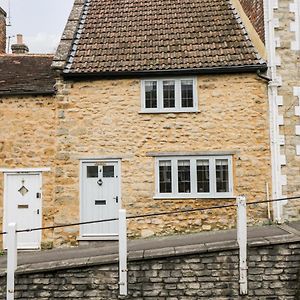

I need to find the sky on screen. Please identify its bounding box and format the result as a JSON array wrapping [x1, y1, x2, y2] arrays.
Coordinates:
[[0, 0, 74, 53]]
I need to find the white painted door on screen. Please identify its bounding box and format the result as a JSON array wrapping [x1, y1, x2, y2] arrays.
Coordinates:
[[4, 173, 42, 249], [81, 161, 120, 237]]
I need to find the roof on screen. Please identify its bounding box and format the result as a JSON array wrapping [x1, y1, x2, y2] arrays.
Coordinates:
[[0, 55, 56, 96], [54, 0, 266, 77]]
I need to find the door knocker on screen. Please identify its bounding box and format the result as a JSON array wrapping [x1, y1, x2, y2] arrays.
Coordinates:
[[97, 179, 103, 186]]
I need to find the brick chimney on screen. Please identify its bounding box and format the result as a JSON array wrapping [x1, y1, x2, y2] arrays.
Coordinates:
[[0, 7, 6, 53], [11, 34, 29, 54], [237, 0, 265, 42]]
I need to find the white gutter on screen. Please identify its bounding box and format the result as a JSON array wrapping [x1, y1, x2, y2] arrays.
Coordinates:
[[264, 0, 283, 222]]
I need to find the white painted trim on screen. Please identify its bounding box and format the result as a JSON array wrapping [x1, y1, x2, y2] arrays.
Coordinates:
[[140, 77, 198, 113], [78, 235, 119, 241], [154, 155, 233, 199], [0, 168, 51, 173], [264, 0, 284, 222], [79, 158, 122, 239]]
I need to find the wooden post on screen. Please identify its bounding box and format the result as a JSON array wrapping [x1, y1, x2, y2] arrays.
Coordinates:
[[7, 222, 17, 300], [236, 196, 247, 295], [118, 209, 127, 296]]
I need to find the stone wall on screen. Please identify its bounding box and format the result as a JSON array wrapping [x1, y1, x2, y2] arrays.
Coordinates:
[[52, 73, 270, 246], [238, 0, 265, 42], [272, 0, 300, 220], [0, 7, 6, 53], [0, 73, 270, 248], [0, 240, 299, 299], [0, 96, 57, 248]]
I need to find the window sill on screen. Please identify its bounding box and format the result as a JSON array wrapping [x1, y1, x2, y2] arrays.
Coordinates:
[[153, 194, 236, 200], [139, 109, 198, 114]]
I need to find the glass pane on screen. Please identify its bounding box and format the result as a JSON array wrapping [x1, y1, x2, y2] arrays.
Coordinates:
[[178, 160, 191, 193], [197, 160, 210, 193], [145, 81, 157, 108], [87, 166, 98, 178], [163, 80, 175, 108], [103, 165, 114, 177], [159, 160, 172, 193], [181, 80, 194, 108], [216, 159, 229, 193]]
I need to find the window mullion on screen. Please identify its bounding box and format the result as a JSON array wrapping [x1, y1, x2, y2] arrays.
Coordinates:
[[175, 79, 181, 109], [210, 157, 216, 197], [157, 80, 162, 110], [190, 158, 197, 195], [173, 158, 178, 196]]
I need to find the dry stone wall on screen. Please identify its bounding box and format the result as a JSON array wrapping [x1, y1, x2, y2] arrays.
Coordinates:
[[0, 241, 299, 299]]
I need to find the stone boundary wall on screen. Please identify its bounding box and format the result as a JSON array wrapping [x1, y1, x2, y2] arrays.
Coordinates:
[[1, 238, 300, 299]]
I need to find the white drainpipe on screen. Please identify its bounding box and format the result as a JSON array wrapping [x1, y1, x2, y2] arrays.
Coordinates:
[[264, 0, 283, 222]]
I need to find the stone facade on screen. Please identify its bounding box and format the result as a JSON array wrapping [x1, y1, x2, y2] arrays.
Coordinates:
[[1, 240, 299, 299], [267, 0, 300, 220], [0, 96, 56, 248], [51, 73, 270, 246], [0, 72, 270, 248], [0, 7, 6, 54]]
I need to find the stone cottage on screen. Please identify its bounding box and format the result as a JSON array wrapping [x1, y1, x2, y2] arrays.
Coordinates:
[[0, 0, 272, 249]]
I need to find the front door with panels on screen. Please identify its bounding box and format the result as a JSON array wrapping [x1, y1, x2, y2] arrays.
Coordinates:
[[4, 173, 42, 249], [81, 161, 120, 238]]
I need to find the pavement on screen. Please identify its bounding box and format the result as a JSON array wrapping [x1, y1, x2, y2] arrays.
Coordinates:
[[0, 221, 300, 272]]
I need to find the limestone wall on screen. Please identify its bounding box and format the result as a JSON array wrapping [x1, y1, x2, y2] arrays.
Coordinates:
[[1, 239, 299, 299], [273, 0, 300, 219], [0, 96, 56, 247], [53, 73, 270, 246], [0, 73, 270, 248]]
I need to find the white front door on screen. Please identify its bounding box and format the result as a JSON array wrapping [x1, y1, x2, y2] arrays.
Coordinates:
[[4, 173, 42, 249], [81, 160, 120, 238]]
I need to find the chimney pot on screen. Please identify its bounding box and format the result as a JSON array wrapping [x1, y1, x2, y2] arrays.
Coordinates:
[[11, 34, 29, 54], [16, 34, 23, 45]]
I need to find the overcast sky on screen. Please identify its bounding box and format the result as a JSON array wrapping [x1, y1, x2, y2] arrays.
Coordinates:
[[0, 0, 74, 53]]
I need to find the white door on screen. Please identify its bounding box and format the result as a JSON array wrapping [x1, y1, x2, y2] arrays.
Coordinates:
[[4, 173, 42, 249], [81, 161, 120, 237]]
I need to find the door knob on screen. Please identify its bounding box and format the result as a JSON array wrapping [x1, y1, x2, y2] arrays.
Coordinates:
[[97, 179, 103, 186]]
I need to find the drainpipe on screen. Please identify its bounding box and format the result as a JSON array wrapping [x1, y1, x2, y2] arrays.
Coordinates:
[[264, 0, 283, 222]]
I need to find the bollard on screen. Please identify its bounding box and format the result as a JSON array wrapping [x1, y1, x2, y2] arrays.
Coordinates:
[[236, 196, 248, 295], [118, 209, 127, 296], [7, 223, 17, 300]]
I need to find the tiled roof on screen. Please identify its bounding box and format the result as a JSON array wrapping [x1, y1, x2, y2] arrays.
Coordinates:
[[0, 55, 56, 96], [60, 0, 266, 76]]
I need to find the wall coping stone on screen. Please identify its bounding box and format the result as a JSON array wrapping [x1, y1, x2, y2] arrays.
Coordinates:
[[1, 233, 300, 277]]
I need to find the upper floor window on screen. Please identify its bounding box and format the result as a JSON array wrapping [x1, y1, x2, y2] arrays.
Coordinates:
[[141, 78, 198, 113], [155, 155, 233, 199]]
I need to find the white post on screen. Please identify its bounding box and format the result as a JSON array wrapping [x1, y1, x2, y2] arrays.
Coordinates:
[[236, 196, 247, 295], [118, 209, 127, 296], [7, 222, 17, 300]]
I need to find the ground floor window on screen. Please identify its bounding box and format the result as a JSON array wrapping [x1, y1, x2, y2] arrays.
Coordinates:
[[155, 155, 233, 198]]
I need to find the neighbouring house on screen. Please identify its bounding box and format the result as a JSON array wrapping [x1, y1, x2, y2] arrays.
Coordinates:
[[0, 0, 272, 249], [263, 0, 300, 222]]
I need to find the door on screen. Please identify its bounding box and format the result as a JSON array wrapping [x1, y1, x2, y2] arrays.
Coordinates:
[[4, 173, 42, 249], [81, 160, 120, 237]]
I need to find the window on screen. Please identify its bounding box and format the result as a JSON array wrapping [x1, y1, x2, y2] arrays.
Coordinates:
[[155, 156, 233, 198], [141, 78, 197, 112]]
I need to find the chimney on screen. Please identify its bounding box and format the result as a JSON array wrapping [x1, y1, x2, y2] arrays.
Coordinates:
[[11, 34, 29, 54], [0, 7, 6, 53]]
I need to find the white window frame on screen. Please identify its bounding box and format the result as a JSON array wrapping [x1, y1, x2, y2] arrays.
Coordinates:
[[140, 77, 198, 113], [154, 155, 233, 199]]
